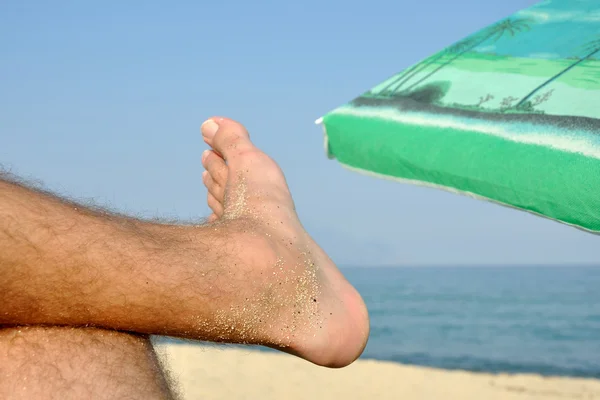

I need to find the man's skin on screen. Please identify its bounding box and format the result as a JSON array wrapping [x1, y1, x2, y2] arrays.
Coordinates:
[[0, 117, 370, 399], [0, 327, 176, 399]]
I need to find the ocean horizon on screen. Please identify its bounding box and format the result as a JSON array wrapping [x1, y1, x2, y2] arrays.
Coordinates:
[[156, 265, 600, 379]]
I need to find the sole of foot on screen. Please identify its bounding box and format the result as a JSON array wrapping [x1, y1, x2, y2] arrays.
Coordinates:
[[199, 117, 369, 368]]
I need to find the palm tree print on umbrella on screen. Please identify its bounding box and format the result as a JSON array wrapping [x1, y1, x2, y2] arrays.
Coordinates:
[[400, 18, 532, 94], [377, 39, 479, 96], [515, 37, 600, 109]]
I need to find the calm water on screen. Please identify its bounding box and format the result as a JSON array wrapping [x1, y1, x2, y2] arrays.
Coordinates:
[[156, 266, 600, 378], [345, 266, 600, 378]]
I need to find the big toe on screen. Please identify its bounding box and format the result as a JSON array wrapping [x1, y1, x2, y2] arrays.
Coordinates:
[[201, 117, 255, 160]]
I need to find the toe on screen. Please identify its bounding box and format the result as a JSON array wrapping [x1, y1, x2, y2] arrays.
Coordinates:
[[202, 170, 225, 202], [201, 117, 255, 160], [207, 192, 224, 217], [207, 213, 219, 223], [202, 150, 228, 188]]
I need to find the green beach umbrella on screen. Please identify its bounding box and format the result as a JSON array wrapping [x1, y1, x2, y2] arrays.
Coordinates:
[[316, 0, 600, 233]]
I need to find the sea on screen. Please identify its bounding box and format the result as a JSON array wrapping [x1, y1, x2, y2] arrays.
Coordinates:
[[344, 266, 600, 378], [156, 266, 600, 379]]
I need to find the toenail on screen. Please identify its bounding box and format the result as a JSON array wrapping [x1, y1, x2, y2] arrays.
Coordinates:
[[202, 150, 209, 163], [201, 119, 219, 140]]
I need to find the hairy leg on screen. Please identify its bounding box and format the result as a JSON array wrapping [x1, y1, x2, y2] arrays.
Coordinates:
[[0, 326, 177, 400], [1, 117, 369, 368]]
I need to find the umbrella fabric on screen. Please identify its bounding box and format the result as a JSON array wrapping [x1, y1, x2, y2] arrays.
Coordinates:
[[317, 0, 600, 233]]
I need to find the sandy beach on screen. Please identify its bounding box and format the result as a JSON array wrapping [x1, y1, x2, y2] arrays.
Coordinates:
[[155, 343, 600, 400]]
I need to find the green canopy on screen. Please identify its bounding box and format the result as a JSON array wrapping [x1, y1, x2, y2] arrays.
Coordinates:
[[317, 0, 600, 233]]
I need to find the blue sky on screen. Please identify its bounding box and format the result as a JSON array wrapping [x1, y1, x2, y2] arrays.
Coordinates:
[[2, 0, 599, 266]]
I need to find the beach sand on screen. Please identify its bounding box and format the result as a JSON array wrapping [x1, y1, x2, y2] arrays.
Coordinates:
[[155, 343, 600, 400]]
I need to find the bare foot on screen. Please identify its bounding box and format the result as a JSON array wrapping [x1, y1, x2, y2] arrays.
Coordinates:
[[199, 117, 369, 368]]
